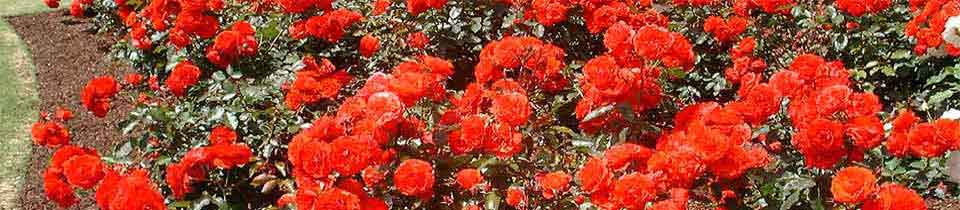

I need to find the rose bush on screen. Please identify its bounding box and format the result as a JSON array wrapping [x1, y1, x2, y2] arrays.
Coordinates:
[[28, 0, 960, 209]]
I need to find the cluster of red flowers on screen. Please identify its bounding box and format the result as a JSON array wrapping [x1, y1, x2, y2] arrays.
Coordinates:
[[207, 21, 259, 68], [166, 126, 253, 198], [574, 20, 696, 132], [406, 31, 430, 49], [290, 9, 364, 42], [606, 23, 696, 70], [43, 0, 92, 17], [830, 166, 927, 210], [575, 55, 662, 133], [886, 109, 960, 157], [703, 16, 750, 42], [162, 0, 223, 48], [732, 0, 796, 16], [905, 0, 960, 56], [278, 0, 333, 13], [165, 61, 202, 97], [723, 37, 767, 85], [574, 100, 769, 209], [32, 108, 73, 147], [444, 79, 532, 158], [81, 76, 120, 118], [43, 146, 167, 209], [773, 54, 884, 168], [835, 0, 892, 16], [286, 55, 454, 208], [525, 0, 571, 27], [406, 0, 447, 16], [284, 56, 353, 110], [475, 36, 569, 92]]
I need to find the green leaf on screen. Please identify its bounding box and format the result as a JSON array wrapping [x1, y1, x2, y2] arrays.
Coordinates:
[[581, 105, 615, 123], [780, 191, 800, 210], [484, 192, 501, 210], [929, 90, 955, 106]]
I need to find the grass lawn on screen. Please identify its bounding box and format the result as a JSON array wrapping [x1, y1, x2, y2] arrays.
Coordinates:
[[0, 0, 64, 208]]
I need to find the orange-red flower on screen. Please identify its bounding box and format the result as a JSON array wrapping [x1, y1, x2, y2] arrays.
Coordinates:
[[101, 169, 167, 210], [836, 0, 892, 16], [31, 121, 70, 147], [207, 21, 258, 68], [862, 183, 927, 210], [505, 187, 527, 207], [831, 166, 878, 204], [284, 56, 353, 110], [703, 16, 749, 42], [577, 157, 612, 194], [80, 76, 119, 118], [455, 168, 484, 191], [406, 31, 430, 49], [406, 0, 446, 16], [610, 172, 658, 210], [209, 126, 237, 145], [62, 154, 105, 189], [359, 34, 381, 57], [43, 168, 77, 208], [166, 61, 202, 96], [394, 159, 435, 197], [292, 9, 363, 42], [537, 171, 571, 199]]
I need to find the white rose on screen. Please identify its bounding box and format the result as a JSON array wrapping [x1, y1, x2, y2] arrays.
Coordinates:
[[943, 16, 960, 48]]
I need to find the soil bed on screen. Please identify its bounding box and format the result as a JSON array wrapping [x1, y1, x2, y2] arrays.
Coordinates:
[[7, 11, 134, 210]]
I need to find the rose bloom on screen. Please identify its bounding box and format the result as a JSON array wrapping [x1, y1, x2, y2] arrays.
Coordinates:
[[43, 168, 77, 208], [455, 168, 484, 191], [209, 126, 237, 145], [537, 171, 571, 199], [31, 121, 70, 147], [359, 34, 381, 57], [406, 32, 430, 49], [862, 183, 927, 210], [831, 166, 878, 204], [166, 61, 202, 96], [505, 187, 526, 208], [577, 157, 612, 194], [80, 76, 119, 118], [62, 154, 105, 189], [394, 159, 435, 197]]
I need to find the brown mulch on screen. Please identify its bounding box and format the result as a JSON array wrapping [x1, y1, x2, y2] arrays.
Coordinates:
[[7, 11, 134, 210]]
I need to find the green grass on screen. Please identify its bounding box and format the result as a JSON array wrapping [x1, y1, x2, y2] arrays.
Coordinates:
[[0, 19, 38, 209], [0, 0, 66, 16], [0, 0, 63, 208]]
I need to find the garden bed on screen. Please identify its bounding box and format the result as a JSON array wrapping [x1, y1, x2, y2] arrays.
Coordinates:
[[7, 11, 133, 209]]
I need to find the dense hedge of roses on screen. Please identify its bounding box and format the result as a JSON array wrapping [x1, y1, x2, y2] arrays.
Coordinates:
[[29, 0, 960, 209]]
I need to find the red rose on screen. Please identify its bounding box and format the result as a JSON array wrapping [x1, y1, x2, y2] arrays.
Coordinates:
[[537, 171, 571, 199], [207, 21, 258, 68], [603, 143, 653, 171], [43, 168, 77, 208], [577, 157, 612, 194], [406, 0, 446, 16], [862, 183, 927, 210], [62, 154, 105, 189], [505, 187, 526, 207], [394, 159, 435, 197], [359, 34, 381, 57], [123, 73, 144, 86], [103, 170, 167, 210], [166, 61, 202, 96], [285, 56, 353, 110], [80, 76, 119, 118], [703, 16, 749, 42], [489, 92, 531, 127], [206, 143, 253, 169], [209, 126, 237, 145], [831, 166, 878, 204], [331, 135, 381, 176], [31, 121, 70, 147], [611, 172, 658, 210], [455, 168, 484, 191], [406, 32, 430, 49], [372, 0, 391, 15]]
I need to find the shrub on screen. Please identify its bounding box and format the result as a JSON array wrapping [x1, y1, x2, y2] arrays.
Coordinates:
[[30, 0, 960, 209]]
